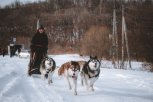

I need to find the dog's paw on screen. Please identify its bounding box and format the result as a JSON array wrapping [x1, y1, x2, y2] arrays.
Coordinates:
[[91, 88, 95, 91], [81, 80, 84, 86], [48, 80, 53, 85], [74, 92, 77, 95], [58, 76, 62, 80], [69, 86, 72, 90], [51, 80, 53, 83], [88, 86, 95, 91], [42, 77, 45, 80], [48, 81, 51, 85]]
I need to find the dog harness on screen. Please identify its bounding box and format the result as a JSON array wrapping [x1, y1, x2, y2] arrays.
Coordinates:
[[87, 67, 100, 78]]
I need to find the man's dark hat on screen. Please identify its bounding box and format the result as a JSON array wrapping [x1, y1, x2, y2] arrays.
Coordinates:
[[39, 25, 44, 29]]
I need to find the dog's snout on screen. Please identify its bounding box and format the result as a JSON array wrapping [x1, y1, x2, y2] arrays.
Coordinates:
[[45, 74, 48, 78]]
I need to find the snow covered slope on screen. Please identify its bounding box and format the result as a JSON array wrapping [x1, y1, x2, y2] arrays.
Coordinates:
[[0, 54, 153, 102]]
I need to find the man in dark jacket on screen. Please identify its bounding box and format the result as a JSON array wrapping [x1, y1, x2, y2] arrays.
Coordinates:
[[28, 25, 48, 76]]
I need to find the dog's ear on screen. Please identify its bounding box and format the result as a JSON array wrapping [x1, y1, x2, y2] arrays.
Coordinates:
[[66, 62, 71, 69], [70, 61, 72, 65], [90, 56, 92, 59], [42, 59, 45, 68], [94, 56, 97, 59]]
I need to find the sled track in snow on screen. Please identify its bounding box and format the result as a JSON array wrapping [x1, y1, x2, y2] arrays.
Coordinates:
[[0, 76, 20, 99], [0, 59, 22, 99], [0, 72, 18, 92], [30, 76, 64, 102]]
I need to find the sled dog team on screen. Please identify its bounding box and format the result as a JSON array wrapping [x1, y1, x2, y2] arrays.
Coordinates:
[[39, 56, 101, 95]]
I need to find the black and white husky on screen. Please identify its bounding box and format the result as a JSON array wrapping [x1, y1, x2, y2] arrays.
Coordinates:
[[40, 57, 56, 84], [80, 56, 101, 91]]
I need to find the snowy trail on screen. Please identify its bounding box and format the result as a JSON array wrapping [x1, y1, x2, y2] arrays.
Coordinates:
[[0, 56, 63, 102], [0, 55, 153, 102], [31, 76, 63, 102]]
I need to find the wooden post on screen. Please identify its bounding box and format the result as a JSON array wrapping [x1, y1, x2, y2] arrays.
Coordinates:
[[114, 11, 119, 68], [112, 8, 116, 68], [121, 5, 125, 69], [112, 2, 119, 69], [121, 5, 132, 69], [123, 14, 132, 69], [114, 9, 119, 69]]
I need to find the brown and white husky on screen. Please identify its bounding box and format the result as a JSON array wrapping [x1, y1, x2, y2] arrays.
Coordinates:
[[58, 61, 80, 95]]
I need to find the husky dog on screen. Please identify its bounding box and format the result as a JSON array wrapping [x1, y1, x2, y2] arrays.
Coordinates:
[[80, 56, 101, 91], [40, 57, 56, 84], [58, 61, 80, 95]]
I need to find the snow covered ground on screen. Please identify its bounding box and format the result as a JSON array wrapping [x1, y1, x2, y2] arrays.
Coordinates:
[[0, 54, 153, 102]]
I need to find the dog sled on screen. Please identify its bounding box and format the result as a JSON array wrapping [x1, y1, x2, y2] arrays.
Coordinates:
[[28, 50, 46, 76]]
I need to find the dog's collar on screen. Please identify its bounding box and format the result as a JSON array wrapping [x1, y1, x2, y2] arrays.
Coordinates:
[[89, 71, 100, 78]]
